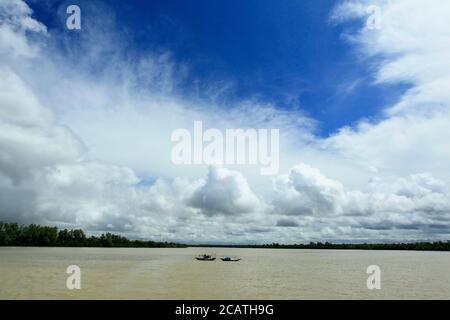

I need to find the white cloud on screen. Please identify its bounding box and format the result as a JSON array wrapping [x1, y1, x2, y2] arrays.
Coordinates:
[[326, 0, 450, 183], [272, 163, 346, 216], [0, 0, 46, 58], [189, 166, 264, 216], [272, 163, 450, 236]]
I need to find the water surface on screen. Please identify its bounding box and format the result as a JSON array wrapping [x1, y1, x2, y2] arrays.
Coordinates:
[[1, 247, 449, 299]]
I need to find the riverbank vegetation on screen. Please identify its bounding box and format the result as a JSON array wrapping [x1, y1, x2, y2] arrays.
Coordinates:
[[192, 241, 450, 251], [0, 222, 186, 248]]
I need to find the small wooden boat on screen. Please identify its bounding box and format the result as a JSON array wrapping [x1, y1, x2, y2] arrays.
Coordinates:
[[220, 256, 241, 262], [195, 254, 216, 261]]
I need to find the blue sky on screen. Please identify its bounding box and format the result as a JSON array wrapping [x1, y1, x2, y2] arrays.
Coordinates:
[[28, 0, 407, 136], [4, 0, 450, 242]]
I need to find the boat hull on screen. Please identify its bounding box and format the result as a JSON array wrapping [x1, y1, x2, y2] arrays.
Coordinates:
[[195, 257, 216, 261], [220, 257, 241, 262]]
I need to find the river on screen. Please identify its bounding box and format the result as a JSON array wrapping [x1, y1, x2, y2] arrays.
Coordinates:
[[1, 247, 449, 299]]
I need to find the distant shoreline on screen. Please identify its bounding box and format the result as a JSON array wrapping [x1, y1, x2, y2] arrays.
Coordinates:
[[2, 221, 450, 251], [190, 242, 450, 251], [1, 244, 450, 252]]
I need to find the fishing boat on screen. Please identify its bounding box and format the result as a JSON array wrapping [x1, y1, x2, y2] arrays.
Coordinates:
[[220, 256, 241, 262], [195, 254, 216, 261]]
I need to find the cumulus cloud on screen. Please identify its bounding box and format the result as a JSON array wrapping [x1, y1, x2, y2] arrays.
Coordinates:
[[189, 166, 264, 216], [272, 163, 346, 216], [272, 163, 450, 236]]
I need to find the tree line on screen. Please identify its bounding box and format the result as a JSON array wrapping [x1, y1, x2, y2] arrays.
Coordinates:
[[260, 241, 450, 251], [0, 222, 186, 248]]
